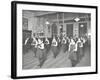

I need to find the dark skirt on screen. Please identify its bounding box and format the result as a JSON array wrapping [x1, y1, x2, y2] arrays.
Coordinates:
[[23, 45, 28, 54], [57, 42, 61, 54], [66, 42, 69, 51], [80, 47, 83, 58], [45, 44, 51, 54], [36, 48, 47, 67], [51, 46, 58, 58], [61, 44, 67, 53], [69, 51, 77, 61], [82, 44, 85, 56], [69, 51, 77, 67], [76, 47, 83, 63], [32, 46, 37, 57], [23, 44, 32, 54]]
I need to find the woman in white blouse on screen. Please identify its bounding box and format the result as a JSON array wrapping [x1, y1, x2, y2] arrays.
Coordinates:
[[51, 36, 58, 58], [68, 38, 77, 67], [44, 37, 50, 55], [76, 38, 84, 63], [36, 38, 46, 68], [31, 36, 38, 57], [61, 36, 67, 53]]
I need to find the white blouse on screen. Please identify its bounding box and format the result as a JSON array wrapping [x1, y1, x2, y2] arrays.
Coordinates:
[[68, 39, 75, 52], [61, 37, 67, 44], [45, 38, 49, 44], [52, 37, 58, 46], [31, 37, 38, 48], [77, 39, 83, 48], [24, 38, 29, 45], [38, 39, 44, 49]]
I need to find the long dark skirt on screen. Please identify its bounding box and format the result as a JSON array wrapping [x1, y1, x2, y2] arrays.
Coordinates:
[[82, 44, 85, 57], [23, 44, 32, 54], [51, 46, 58, 58], [23, 45, 28, 54], [57, 42, 61, 54], [45, 44, 51, 54], [36, 48, 47, 67], [76, 47, 83, 63], [32, 46, 37, 57], [80, 47, 83, 58], [69, 51, 77, 61], [69, 51, 77, 67], [66, 42, 69, 51], [61, 44, 67, 53], [82, 42, 88, 57]]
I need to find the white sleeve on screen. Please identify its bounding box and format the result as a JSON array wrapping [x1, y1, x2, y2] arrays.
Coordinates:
[[74, 43, 77, 51], [68, 43, 71, 51], [24, 38, 29, 45]]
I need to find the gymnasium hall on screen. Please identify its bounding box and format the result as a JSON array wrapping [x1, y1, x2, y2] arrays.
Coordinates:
[[22, 10, 91, 69]]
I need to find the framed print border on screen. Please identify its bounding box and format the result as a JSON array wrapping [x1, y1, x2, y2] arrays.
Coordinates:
[[11, 1, 98, 79]]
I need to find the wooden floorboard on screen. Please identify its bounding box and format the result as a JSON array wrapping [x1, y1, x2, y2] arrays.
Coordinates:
[[23, 46, 90, 69]]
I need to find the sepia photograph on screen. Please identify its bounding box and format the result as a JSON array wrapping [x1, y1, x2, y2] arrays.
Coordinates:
[[11, 1, 97, 79]]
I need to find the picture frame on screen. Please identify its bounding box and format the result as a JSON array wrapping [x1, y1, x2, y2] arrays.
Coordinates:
[[11, 1, 98, 79]]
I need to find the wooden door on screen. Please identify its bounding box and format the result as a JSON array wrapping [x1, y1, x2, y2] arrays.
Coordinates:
[[79, 22, 87, 37], [51, 23, 58, 37], [66, 24, 73, 38]]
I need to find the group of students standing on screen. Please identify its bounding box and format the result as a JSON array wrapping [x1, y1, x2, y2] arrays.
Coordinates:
[[23, 34, 88, 67]]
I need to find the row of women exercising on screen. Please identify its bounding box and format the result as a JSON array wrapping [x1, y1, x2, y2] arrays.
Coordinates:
[[23, 35, 88, 67]]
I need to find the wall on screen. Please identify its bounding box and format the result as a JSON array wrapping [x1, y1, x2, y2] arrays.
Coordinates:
[[0, 0, 99, 80], [23, 10, 35, 31], [39, 13, 90, 38], [23, 11, 90, 38]]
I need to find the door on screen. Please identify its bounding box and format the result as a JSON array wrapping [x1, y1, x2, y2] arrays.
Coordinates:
[[51, 23, 58, 37], [66, 24, 73, 38], [79, 22, 87, 37]]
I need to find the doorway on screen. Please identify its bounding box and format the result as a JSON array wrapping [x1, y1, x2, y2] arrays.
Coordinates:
[[51, 23, 58, 37], [79, 22, 87, 37], [66, 24, 73, 38]]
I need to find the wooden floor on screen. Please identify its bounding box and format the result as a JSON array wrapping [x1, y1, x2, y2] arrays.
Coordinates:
[[76, 45, 91, 67], [22, 46, 91, 69]]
